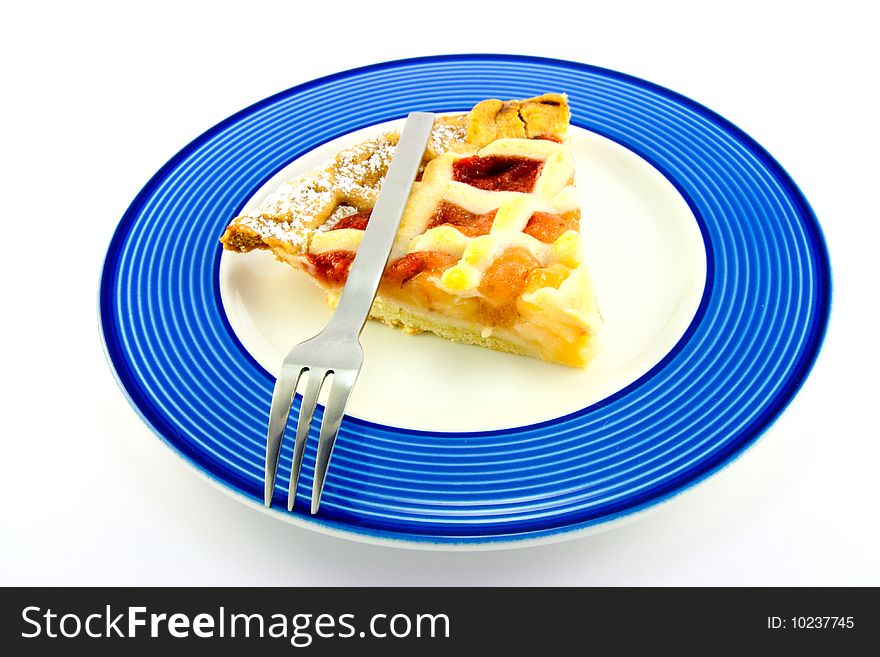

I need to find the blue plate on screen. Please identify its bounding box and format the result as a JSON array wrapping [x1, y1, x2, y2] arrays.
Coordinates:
[[99, 55, 830, 547]]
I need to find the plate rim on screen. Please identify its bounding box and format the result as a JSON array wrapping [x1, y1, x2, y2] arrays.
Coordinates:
[[98, 53, 832, 548]]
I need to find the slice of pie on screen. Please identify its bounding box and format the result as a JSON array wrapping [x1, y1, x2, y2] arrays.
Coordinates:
[[221, 94, 602, 367]]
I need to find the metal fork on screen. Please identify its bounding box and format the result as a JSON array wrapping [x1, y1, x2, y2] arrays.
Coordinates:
[[264, 112, 435, 514]]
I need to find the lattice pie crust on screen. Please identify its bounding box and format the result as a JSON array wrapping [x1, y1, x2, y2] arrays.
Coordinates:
[[221, 95, 602, 367]]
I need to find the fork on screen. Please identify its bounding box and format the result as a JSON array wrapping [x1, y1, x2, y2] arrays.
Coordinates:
[[264, 112, 435, 514]]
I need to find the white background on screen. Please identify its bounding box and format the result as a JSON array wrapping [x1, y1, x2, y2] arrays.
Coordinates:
[[2, 0, 878, 585]]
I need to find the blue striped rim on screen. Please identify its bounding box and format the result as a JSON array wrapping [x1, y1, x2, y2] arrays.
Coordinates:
[[99, 54, 831, 544]]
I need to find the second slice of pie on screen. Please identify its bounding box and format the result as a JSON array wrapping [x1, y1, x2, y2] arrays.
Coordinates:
[[222, 94, 602, 367]]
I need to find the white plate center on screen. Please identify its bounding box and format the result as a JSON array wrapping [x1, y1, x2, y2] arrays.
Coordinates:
[[219, 122, 707, 432]]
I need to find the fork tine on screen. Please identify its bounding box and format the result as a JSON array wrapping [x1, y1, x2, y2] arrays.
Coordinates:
[[287, 368, 327, 511], [310, 369, 358, 514], [264, 363, 305, 506]]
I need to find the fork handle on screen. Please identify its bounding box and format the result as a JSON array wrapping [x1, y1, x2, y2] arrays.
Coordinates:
[[325, 112, 435, 337]]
